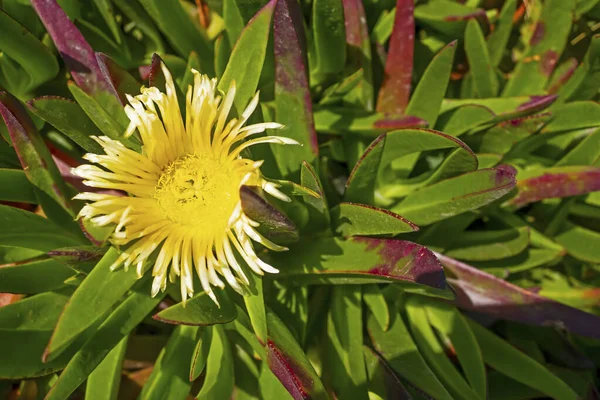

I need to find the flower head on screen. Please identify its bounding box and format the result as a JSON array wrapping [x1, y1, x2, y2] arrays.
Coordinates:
[[73, 63, 297, 304]]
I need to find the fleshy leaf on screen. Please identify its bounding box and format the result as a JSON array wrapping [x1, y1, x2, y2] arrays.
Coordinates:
[[153, 290, 237, 326], [437, 253, 600, 339], [270, 236, 451, 298], [332, 202, 418, 236], [139, 325, 199, 400], [342, 0, 374, 110], [502, 0, 575, 96], [273, 0, 319, 176], [267, 311, 328, 400], [376, 0, 414, 114], [27, 96, 103, 154], [240, 186, 299, 243], [405, 41, 456, 127], [507, 166, 600, 207], [46, 278, 165, 400], [367, 307, 453, 400], [393, 166, 516, 225], [219, 0, 275, 113], [0, 92, 76, 217], [44, 248, 139, 361], [31, 0, 118, 97]]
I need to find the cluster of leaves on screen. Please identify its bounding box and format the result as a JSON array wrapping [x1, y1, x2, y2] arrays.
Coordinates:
[[1, 0, 600, 398]]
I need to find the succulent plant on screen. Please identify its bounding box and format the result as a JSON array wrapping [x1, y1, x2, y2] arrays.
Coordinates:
[[1, 0, 600, 398]]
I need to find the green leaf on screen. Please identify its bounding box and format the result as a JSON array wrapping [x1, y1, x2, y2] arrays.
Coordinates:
[[555, 223, 600, 263], [244, 272, 268, 344], [189, 327, 211, 381], [426, 301, 487, 400], [346, 128, 476, 204], [311, 0, 346, 77], [465, 20, 498, 98], [467, 318, 578, 400], [405, 41, 457, 127], [556, 127, 600, 166], [0, 257, 75, 294], [91, 0, 123, 45], [196, 325, 235, 399], [0, 9, 59, 93], [367, 308, 453, 400], [0, 290, 82, 379], [437, 104, 496, 137], [300, 161, 330, 232], [68, 82, 133, 147], [153, 290, 237, 325], [219, 0, 275, 113], [0, 205, 82, 251], [272, 0, 319, 176], [444, 226, 530, 261], [138, 0, 213, 73], [46, 278, 165, 400], [364, 345, 412, 399], [502, 0, 575, 96], [414, 0, 485, 37], [331, 202, 418, 236], [44, 247, 139, 361], [140, 325, 199, 400], [27, 96, 103, 154], [406, 296, 482, 400], [271, 236, 451, 298], [486, 0, 516, 67], [324, 286, 368, 399], [393, 166, 516, 226], [362, 285, 390, 331], [223, 0, 245, 45], [85, 336, 127, 400], [0, 290, 71, 331], [0, 169, 36, 203]]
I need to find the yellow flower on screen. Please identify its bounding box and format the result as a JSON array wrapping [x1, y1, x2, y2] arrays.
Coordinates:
[[73, 63, 297, 304]]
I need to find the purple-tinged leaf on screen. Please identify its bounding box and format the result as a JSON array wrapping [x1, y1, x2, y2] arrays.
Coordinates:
[[274, 0, 318, 176], [271, 236, 451, 298], [490, 95, 557, 123], [240, 186, 299, 244], [508, 167, 600, 207], [95, 53, 142, 104], [267, 311, 328, 400], [436, 253, 600, 339], [0, 92, 74, 217], [376, 0, 414, 114], [547, 58, 578, 94], [314, 107, 427, 135], [414, 0, 487, 37], [502, 0, 575, 96], [343, 0, 374, 110], [30, 0, 118, 98], [441, 95, 557, 121]]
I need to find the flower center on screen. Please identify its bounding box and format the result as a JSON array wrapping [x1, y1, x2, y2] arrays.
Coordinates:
[[154, 153, 240, 231]]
